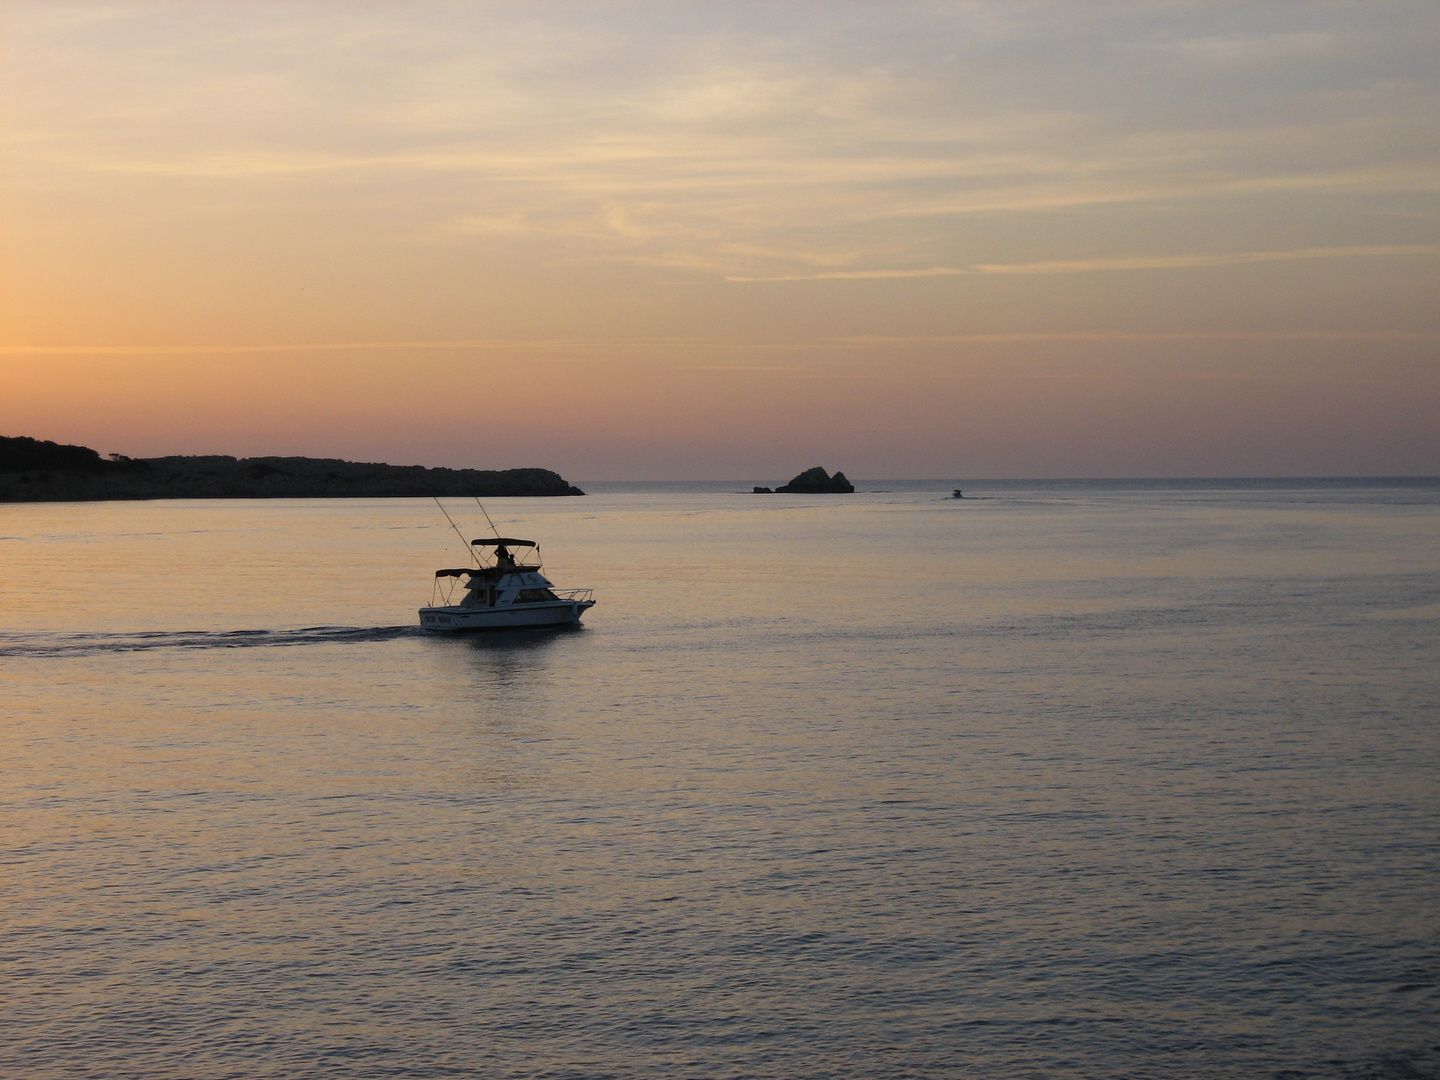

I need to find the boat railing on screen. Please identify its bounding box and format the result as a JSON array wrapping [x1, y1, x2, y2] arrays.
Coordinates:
[[552, 588, 594, 603], [478, 554, 543, 571]]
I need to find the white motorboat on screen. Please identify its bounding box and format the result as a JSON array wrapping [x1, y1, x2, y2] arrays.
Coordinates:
[[419, 538, 595, 631]]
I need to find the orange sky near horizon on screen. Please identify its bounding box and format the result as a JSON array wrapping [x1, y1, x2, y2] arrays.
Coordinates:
[[3, 2, 1437, 478]]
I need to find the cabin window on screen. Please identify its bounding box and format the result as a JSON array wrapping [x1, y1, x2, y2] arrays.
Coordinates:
[[513, 588, 558, 604]]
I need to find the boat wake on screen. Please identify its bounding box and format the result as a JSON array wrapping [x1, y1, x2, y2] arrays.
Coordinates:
[[0, 625, 421, 658]]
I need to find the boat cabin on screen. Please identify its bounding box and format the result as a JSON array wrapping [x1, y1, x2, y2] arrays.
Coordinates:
[[428, 537, 591, 611]]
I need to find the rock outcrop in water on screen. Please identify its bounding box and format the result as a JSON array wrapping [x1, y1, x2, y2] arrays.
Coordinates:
[[774, 466, 855, 494], [0, 435, 585, 501]]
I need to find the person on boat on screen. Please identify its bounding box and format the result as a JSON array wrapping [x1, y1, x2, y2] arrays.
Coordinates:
[[494, 544, 516, 570]]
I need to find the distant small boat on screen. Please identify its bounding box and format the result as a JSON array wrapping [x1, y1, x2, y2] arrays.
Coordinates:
[[419, 538, 595, 631], [952, 489, 963, 499]]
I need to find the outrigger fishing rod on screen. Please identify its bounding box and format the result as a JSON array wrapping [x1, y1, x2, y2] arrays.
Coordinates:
[[474, 497, 501, 538], [432, 497, 480, 566]]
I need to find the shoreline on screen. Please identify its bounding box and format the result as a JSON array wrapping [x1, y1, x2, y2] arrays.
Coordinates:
[[0, 438, 586, 501]]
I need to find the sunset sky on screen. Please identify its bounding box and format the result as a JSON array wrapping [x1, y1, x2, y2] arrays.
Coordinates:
[[2, 1, 1436, 479]]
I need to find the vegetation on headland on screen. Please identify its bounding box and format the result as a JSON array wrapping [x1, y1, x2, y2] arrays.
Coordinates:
[[0, 436, 585, 501]]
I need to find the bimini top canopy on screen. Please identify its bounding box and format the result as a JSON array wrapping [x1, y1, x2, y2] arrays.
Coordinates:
[[435, 567, 478, 578], [470, 538, 538, 548]]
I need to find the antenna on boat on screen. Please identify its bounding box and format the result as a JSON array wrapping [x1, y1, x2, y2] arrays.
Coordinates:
[[433, 497, 479, 565], [474, 496, 500, 538]]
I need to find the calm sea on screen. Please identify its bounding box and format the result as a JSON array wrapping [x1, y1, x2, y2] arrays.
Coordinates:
[[2, 481, 1437, 1079]]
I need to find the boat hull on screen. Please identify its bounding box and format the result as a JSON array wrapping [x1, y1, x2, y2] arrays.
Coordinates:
[[418, 600, 594, 632]]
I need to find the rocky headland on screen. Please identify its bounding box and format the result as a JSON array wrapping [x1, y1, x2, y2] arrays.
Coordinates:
[[0, 436, 585, 501]]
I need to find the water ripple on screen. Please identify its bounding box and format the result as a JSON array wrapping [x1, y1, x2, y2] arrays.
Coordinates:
[[0, 625, 420, 657]]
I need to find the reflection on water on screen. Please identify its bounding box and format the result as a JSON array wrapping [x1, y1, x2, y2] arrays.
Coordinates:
[[450, 623, 587, 653], [1, 484, 1437, 1079]]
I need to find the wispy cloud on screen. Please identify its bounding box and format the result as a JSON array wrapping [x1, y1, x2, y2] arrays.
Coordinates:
[[727, 267, 967, 282], [969, 245, 1436, 275], [5, 3, 1438, 394], [8, 327, 1437, 359], [1142, 31, 1341, 66], [728, 245, 1435, 282], [0, 339, 706, 356], [824, 331, 1440, 345], [7, 2, 1436, 290]]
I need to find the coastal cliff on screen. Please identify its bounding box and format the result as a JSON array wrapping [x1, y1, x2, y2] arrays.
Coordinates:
[[0, 436, 584, 501]]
